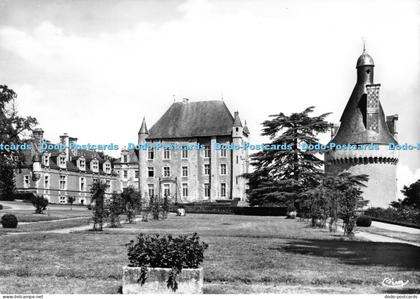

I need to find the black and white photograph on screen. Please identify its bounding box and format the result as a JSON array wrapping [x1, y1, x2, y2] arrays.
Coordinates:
[[0, 0, 419, 297]]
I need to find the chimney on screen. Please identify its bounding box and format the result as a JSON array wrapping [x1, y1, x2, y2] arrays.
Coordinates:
[[69, 137, 78, 157], [330, 124, 339, 139], [59, 133, 70, 161], [32, 128, 44, 145], [366, 84, 381, 132], [386, 114, 398, 138]]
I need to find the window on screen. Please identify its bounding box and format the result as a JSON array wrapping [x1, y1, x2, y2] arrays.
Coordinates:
[[79, 158, 85, 170], [123, 155, 128, 163], [163, 148, 170, 160], [59, 175, 67, 190], [148, 184, 154, 197], [123, 170, 128, 179], [182, 166, 188, 177], [204, 145, 211, 158], [92, 160, 99, 171], [204, 183, 210, 198], [104, 162, 111, 173], [23, 175, 30, 188], [163, 166, 170, 177], [221, 183, 226, 197], [59, 156, 66, 167], [135, 170, 139, 179], [163, 184, 170, 197], [106, 180, 111, 192], [220, 148, 227, 157], [220, 164, 227, 175], [93, 178, 98, 184], [182, 183, 188, 197], [182, 149, 188, 159], [43, 155, 49, 166], [59, 196, 67, 204], [204, 164, 210, 175], [148, 167, 154, 177], [80, 177, 86, 191], [236, 156, 239, 164], [44, 175, 50, 189], [148, 148, 154, 160]]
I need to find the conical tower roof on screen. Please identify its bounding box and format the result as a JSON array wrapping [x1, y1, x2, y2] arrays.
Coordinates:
[[331, 51, 396, 145], [138, 117, 148, 135]]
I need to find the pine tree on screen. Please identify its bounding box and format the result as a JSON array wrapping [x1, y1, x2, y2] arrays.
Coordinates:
[[245, 106, 331, 208]]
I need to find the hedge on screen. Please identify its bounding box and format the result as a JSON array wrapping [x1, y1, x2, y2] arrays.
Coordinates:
[[170, 204, 287, 216]]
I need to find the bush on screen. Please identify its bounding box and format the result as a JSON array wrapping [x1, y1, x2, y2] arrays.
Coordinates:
[[126, 233, 208, 292], [356, 215, 372, 227], [0, 204, 3, 210], [31, 195, 49, 214], [1, 214, 18, 228], [365, 207, 420, 226]]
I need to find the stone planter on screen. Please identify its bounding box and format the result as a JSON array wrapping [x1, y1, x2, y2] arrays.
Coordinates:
[[122, 266, 203, 294]]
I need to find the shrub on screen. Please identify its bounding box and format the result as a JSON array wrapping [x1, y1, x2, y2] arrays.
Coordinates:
[[365, 207, 420, 226], [31, 195, 49, 214], [356, 215, 372, 227], [126, 233, 208, 292], [0, 204, 3, 210], [1, 214, 18, 228]]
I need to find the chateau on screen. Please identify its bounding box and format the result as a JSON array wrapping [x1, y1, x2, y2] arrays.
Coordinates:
[[135, 99, 250, 203], [325, 50, 399, 208], [14, 129, 119, 204]]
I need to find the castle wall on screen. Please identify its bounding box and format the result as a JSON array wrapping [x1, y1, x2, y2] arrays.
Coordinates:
[[325, 145, 398, 208]]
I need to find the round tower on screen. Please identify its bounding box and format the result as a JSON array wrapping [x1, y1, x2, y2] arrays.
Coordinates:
[[325, 50, 398, 208], [138, 117, 149, 199]]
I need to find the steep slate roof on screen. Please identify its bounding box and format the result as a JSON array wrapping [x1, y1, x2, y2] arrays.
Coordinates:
[[331, 52, 397, 145], [148, 100, 236, 139]]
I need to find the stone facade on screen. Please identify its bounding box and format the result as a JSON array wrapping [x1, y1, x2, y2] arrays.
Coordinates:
[[14, 130, 119, 204], [136, 100, 250, 203]]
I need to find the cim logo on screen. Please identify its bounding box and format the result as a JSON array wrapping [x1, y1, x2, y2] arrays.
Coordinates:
[[382, 277, 409, 288]]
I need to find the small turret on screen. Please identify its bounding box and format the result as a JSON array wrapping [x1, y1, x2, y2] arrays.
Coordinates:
[[138, 117, 149, 136], [232, 111, 243, 138], [138, 117, 148, 199]]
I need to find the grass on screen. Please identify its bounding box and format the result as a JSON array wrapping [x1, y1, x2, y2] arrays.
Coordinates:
[[0, 213, 419, 294], [0, 200, 91, 226]]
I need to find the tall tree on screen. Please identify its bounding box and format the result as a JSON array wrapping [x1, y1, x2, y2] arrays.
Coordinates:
[[90, 180, 109, 231], [391, 179, 420, 209], [245, 106, 331, 208], [0, 85, 37, 200]]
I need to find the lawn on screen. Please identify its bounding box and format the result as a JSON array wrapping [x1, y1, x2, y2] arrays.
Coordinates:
[[0, 214, 419, 294], [0, 200, 91, 223]]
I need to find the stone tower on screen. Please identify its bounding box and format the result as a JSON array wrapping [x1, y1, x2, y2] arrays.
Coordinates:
[[325, 50, 399, 208], [138, 117, 148, 198], [231, 111, 246, 199]]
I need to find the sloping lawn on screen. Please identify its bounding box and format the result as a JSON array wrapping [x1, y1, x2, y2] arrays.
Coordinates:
[[0, 201, 91, 223], [0, 214, 419, 294]]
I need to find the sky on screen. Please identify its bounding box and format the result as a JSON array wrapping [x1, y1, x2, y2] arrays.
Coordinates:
[[0, 0, 419, 194]]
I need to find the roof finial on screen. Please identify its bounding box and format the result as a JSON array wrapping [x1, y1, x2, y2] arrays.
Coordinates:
[[362, 37, 366, 53]]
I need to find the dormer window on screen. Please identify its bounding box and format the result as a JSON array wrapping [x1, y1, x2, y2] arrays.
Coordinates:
[[78, 158, 86, 171], [43, 154, 50, 167], [123, 155, 128, 163], [104, 161, 112, 174], [58, 155, 66, 168], [91, 160, 99, 172]]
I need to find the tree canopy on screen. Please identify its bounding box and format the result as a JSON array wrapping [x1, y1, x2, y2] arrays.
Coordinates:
[[245, 106, 331, 208], [0, 85, 37, 200]]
